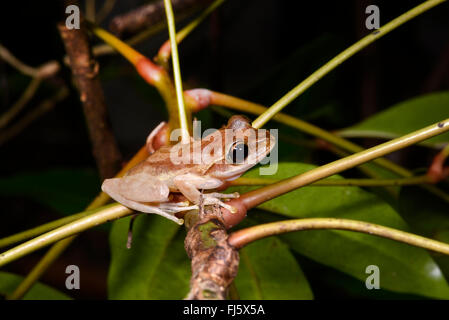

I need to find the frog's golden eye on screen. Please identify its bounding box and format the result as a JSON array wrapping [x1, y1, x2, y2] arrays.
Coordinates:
[[227, 142, 249, 164]]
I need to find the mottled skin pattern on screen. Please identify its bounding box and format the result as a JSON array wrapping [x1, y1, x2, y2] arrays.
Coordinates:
[[102, 115, 275, 224]]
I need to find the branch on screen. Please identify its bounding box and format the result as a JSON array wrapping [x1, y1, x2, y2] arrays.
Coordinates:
[[109, 0, 212, 36], [185, 89, 449, 203], [0, 86, 69, 146], [58, 21, 122, 179], [0, 77, 42, 130], [0, 204, 132, 268], [228, 218, 449, 255], [3, 120, 449, 295], [163, 0, 189, 143], [229, 175, 430, 187], [0, 44, 59, 79], [88, 24, 186, 134], [157, 0, 225, 65], [184, 205, 239, 300], [219, 119, 449, 228], [251, 0, 447, 129]]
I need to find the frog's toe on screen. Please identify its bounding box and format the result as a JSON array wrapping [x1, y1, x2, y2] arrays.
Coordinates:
[[207, 192, 240, 199], [203, 196, 237, 213]]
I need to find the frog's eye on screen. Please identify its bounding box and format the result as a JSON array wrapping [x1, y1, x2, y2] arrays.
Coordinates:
[[227, 142, 249, 164]]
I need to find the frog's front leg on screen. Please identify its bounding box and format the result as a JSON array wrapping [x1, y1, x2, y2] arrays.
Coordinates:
[[173, 174, 239, 213]]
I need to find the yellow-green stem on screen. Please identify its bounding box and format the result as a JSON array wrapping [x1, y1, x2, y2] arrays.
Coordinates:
[[158, 0, 225, 62], [0, 204, 132, 268], [240, 119, 449, 209], [228, 218, 449, 255], [0, 211, 89, 249], [252, 0, 446, 129], [0, 77, 41, 130], [7, 147, 147, 299], [231, 175, 430, 187], [164, 0, 190, 143], [205, 91, 449, 202]]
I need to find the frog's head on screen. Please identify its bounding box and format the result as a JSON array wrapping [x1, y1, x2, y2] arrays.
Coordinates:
[[206, 115, 276, 180]]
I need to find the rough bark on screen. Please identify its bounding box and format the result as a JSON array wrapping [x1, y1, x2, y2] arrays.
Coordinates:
[[109, 0, 213, 36], [58, 21, 122, 180], [184, 205, 239, 300]]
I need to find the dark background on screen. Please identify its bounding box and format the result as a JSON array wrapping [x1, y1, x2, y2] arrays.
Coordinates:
[[0, 0, 448, 299]]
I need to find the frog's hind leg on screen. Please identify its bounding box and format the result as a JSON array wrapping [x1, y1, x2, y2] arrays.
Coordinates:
[[116, 194, 184, 224], [102, 178, 183, 224]]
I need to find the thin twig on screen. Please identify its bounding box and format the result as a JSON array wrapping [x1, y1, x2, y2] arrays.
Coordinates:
[[221, 118, 449, 228], [109, 0, 212, 36], [96, 0, 116, 24], [0, 77, 41, 130], [157, 0, 225, 63], [0, 86, 69, 146], [0, 44, 60, 79], [0, 204, 132, 268], [86, 0, 96, 22], [230, 175, 430, 187], [7, 146, 149, 300], [228, 218, 449, 254], [0, 44, 40, 78], [185, 89, 449, 203], [163, 0, 189, 142], [251, 0, 447, 129], [3, 117, 449, 267]]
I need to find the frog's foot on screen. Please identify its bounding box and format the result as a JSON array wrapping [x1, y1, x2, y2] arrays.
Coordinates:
[[202, 195, 238, 213], [158, 202, 199, 213]]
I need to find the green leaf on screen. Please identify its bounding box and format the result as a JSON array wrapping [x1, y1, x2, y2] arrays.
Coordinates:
[[235, 237, 313, 299], [0, 168, 100, 215], [0, 272, 71, 300], [230, 162, 449, 299], [338, 91, 449, 148], [108, 215, 190, 299]]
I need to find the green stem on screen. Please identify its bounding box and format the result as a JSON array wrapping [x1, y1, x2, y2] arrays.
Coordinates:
[[7, 149, 147, 299], [86, 0, 96, 22], [200, 91, 449, 202], [0, 77, 41, 130], [4, 120, 449, 265], [0, 43, 41, 77], [231, 175, 430, 187], [3, 174, 423, 249], [228, 218, 449, 255], [163, 0, 189, 142], [6, 237, 75, 300], [0, 210, 88, 249], [157, 0, 225, 63], [251, 0, 446, 129], [238, 119, 449, 211], [0, 204, 132, 268]]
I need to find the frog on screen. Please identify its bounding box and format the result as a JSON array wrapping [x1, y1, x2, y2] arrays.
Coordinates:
[[101, 115, 275, 225]]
